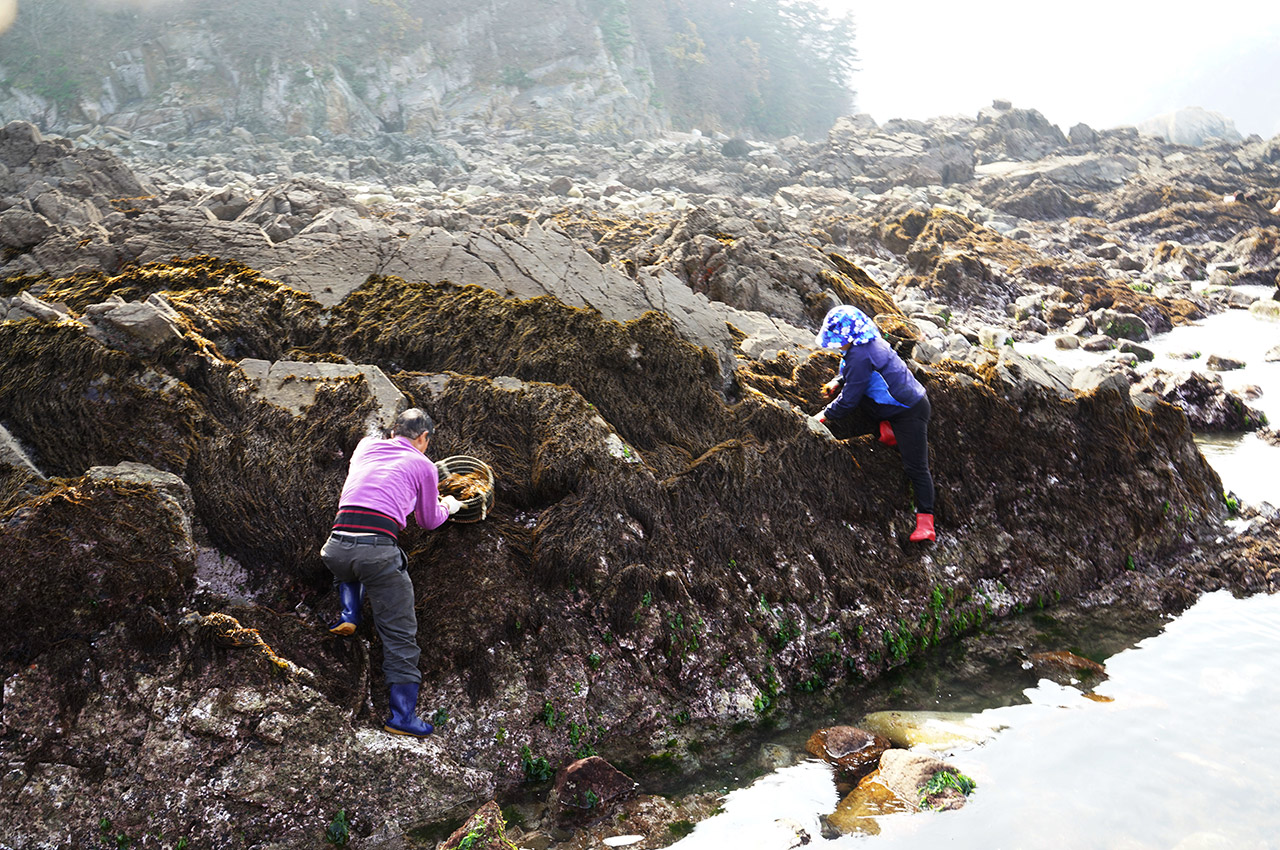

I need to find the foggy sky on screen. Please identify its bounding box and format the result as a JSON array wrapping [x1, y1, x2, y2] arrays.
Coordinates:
[[823, 0, 1280, 139]]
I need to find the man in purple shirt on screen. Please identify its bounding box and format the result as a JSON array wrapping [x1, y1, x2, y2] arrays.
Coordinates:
[[321, 408, 462, 737]]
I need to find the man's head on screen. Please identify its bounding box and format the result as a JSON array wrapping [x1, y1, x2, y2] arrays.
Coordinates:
[[392, 408, 435, 450]]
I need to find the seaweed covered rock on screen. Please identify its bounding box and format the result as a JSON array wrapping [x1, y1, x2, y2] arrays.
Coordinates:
[[551, 757, 638, 823], [0, 226, 1245, 844], [1132, 370, 1267, 431], [0, 319, 203, 477], [892, 208, 1035, 309], [440, 801, 520, 850], [0, 470, 194, 668], [875, 750, 975, 812]]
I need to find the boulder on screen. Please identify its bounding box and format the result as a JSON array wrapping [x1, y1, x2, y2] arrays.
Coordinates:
[[1097, 309, 1151, 342], [875, 749, 975, 812], [1146, 241, 1207, 281], [551, 757, 638, 822], [0, 207, 54, 249], [825, 770, 908, 836], [0, 473, 196, 666], [984, 349, 1075, 400], [1118, 341, 1154, 362], [238, 358, 406, 427], [1068, 123, 1099, 147], [1213, 227, 1280, 274], [859, 711, 997, 750], [822, 119, 975, 188], [804, 726, 891, 780], [1206, 354, 1245, 372], [972, 104, 1068, 162], [440, 801, 518, 850], [1054, 334, 1081, 350], [1062, 316, 1092, 336], [1138, 107, 1242, 146], [1072, 363, 1133, 396], [1132, 370, 1266, 431], [82, 297, 186, 353]]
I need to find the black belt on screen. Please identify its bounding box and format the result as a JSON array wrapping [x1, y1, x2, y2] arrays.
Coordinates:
[[330, 532, 397, 546]]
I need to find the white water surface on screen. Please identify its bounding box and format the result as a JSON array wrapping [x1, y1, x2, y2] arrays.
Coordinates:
[[672, 591, 1280, 850]]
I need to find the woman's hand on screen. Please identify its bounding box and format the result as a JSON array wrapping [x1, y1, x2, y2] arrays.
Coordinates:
[[821, 378, 842, 399]]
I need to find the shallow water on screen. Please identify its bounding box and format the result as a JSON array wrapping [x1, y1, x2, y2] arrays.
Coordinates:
[[662, 294, 1280, 850], [1021, 290, 1279, 508], [668, 592, 1280, 850]]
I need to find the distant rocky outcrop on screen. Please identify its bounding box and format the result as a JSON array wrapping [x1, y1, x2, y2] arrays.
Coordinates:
[[1138, 107, 1244, 147]]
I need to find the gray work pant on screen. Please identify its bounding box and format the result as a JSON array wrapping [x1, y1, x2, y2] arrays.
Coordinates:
[[320, 534, 422, 684]]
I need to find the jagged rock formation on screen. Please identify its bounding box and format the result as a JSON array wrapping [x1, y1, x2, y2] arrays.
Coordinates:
[[2, 100, 1280, 847], [0, 0, 855, 142]]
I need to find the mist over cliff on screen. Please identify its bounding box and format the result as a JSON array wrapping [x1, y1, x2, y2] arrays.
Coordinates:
[[0, 0, 855, 141]]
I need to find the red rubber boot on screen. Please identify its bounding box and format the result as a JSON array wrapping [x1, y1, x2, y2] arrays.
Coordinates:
[[909, 513, 935, 542], [878, 421, 897, 447]]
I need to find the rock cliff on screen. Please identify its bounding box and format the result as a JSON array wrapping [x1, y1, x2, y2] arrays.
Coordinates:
[[0, 0, 854, 142]]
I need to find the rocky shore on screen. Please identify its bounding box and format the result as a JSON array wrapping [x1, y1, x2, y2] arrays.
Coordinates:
[[2, 104, 1279, 849]]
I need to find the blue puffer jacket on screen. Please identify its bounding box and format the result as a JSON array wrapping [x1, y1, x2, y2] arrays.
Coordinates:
[[822, 336, 927, 420]]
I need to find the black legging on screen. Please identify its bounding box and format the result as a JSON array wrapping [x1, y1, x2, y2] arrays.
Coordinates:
[[829, 395, 935, 514], [885, 396, 934, 515]]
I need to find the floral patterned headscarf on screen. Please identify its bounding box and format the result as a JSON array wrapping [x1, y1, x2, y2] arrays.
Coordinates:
[[815, 305, 880, 349]]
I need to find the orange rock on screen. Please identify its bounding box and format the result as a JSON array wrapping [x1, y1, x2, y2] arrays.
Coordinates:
[[805, 726, 891, 780], [826, 770, 911, 835]]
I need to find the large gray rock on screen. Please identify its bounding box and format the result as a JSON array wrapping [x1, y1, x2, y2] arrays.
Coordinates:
[[0, 207, 54, 249], [238, 359, 407, 428], [82, 296, 185, 353], [1096, 309, 1152, 342], [1072, 362, 1133, 396], [972, 103, 1068, 162], [4, 290, 67, 323], [983, 349, 1075, 400], [821, 117, 976, 187], [974, 153, 1138, 189], [1146, 242, 1207, 282], [1138, 107, 1243, 147]]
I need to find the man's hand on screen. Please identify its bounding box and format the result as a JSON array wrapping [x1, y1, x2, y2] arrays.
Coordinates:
[[821, 378, 842, 400], [441, 495, 464, 516]]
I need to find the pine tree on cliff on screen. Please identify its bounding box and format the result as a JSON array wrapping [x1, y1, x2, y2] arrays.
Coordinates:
[[614, 0, 857, 137]]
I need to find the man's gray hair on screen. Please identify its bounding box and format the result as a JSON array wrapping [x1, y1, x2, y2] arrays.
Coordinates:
[[391, 408, 435, 440]]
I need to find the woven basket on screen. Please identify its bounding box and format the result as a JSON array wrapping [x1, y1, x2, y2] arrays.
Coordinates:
[[435, 455, 495, 523], [875, 313, 924, 359]]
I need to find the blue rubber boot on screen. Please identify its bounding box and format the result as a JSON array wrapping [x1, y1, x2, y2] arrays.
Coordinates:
[[385, 682, 434, 737], [328, 582, 364, 636]]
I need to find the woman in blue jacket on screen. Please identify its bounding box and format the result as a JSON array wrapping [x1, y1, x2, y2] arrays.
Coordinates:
[[814, 305, 936, 542]]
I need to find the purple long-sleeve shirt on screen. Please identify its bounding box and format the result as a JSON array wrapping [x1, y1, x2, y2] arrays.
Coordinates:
[[338, 436, 449, 532]]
